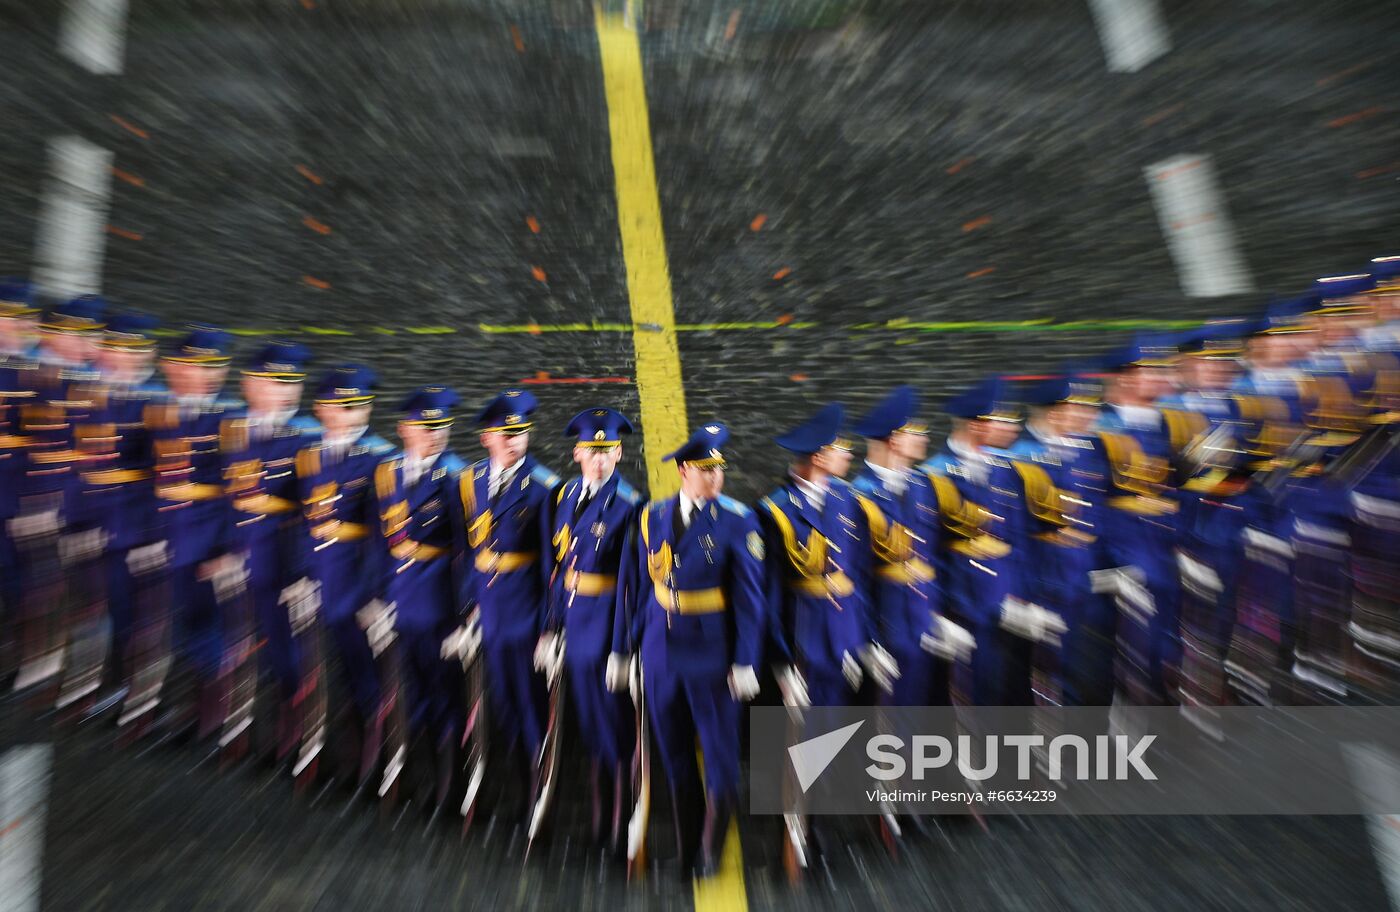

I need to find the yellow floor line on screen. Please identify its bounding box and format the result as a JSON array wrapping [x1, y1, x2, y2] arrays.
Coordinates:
[[595, 9, 749, 911], [595, 6, 688, 500]]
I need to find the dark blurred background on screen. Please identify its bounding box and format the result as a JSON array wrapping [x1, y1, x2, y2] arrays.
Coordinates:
[[3, 2, 1400, 910], [2, 0, 1397, 501]]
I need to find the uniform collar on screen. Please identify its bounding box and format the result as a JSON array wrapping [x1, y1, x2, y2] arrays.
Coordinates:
[[1108, 402, 1162, 431], [790, 472, 828, 511]]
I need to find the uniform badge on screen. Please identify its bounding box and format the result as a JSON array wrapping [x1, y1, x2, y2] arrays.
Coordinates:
[[432, 467, 446, 481], [747, 531, 764, 560], [591, 521, 607, 539]]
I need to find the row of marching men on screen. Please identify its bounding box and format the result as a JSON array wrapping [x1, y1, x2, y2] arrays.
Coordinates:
[[1, 253, 1397, 877]]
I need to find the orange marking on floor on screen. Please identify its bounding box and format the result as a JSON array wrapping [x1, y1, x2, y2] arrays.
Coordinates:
[[106, 226, 143, 241], [724, 9, 741, 41], [300, 0, 316, 8], [1328, 106, 1383, 128], [946, 156, 974, 175], [962, 215, 992, 233], [510, 24, 525, 53], [789, 372, 808, 382], [772, 267, 792, 280], [295, 165, 324, 185], [1357, 163, 1399, 179], [110, 167, 144, 187], [527, 323, 542, 335], [526, 215, 541, 233], [775, 313, 794, 325], [1317, 60, 1372, 87], [1142, 103, 1184, 127], [301, 275, 330, 290], [0, 814, 27, 839], [109, 115, 148, 139], [749, 213, 767, 231], [530, 265, 547, 282], [302, 216, 332, 235], [967, 266, 995, 278]]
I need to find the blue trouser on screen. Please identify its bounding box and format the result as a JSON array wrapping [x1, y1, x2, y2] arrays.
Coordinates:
[[804, 661, 856, 708], [646, 670, 741, 802], [171, 564, 221, 680], [886, 643, 950, 707], [486, 637, 548, 757], [246, 537, 300, 700], [567, 654, 633, 770], [310, 541, 380, 720], [104, 548, 135, 681], [398, 623, 463, 745], [327, 615, 380, 721], [959, 625, 1034, 707], [0, 527, 19, 625]]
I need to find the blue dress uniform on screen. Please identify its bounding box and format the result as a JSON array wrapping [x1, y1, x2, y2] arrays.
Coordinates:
[[148, 327, 239, 709], [11, 297, 107, 691], [1157, 327, 1253, 708], [850, 386, 950, 708], [1005, 374, 1115, 707], [1088, 341, 1184, 705], [295, 367, 394, 770], [373, 388, 468, 747], [460, 390, 559, 762], [1289, 275, 1383, 697], [757, 403, 870, 707], [1227, 305, 1316, 703], [221, 342, 320, 757], [612, 423, 766, 876], [0, 280, 41, 635], [922, 378, 1044, 707], [547, 408, 642, 835], [83, 314, 168, 700]]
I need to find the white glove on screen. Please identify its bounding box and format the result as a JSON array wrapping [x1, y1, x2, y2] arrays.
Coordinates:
[[921, 615, 977, 664], [1090, 566, 1156, 627], [999, 595, 1068, 646], [841, 650, 863, 690], [358, 599, 398, 658], [7, 509, 59, 542], [204, 554, 248, 603], [280, 577, 321, 635], [126, 540, 169, 575], [860, 643, 900, 694], [728, 664, 760, 701], [440, 613, 482, 665], [59, 527, 108, 565], [605, 652, 633, 694], [775, 664, 810, 710], [534, 630, 566, 686]]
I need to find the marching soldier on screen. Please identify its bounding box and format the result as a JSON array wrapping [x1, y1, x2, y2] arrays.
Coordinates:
[[548, 407, 643, 849], [458, 389, 559, 821], [0, 279, 41, 684], [10, 295, 107, 696], [85, 312, 168, 718], [372, 387, 468, 816], [758, 402, 892, 709], [608, 422, 766, 878], [222, 341, 320, 764], [1348, 259, 1400, 698], [149, 325, 240, 738], [1227, 303, 1316, 703], [1005, 372, 1113, 709], [923, 377, 1066, 707], [1157, 326, 1253, 710], [852, 385, 974, 707], [295, 365, 395, 791], [1089, 341, 1183, 705], [1286, 274, 1386, 700]]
